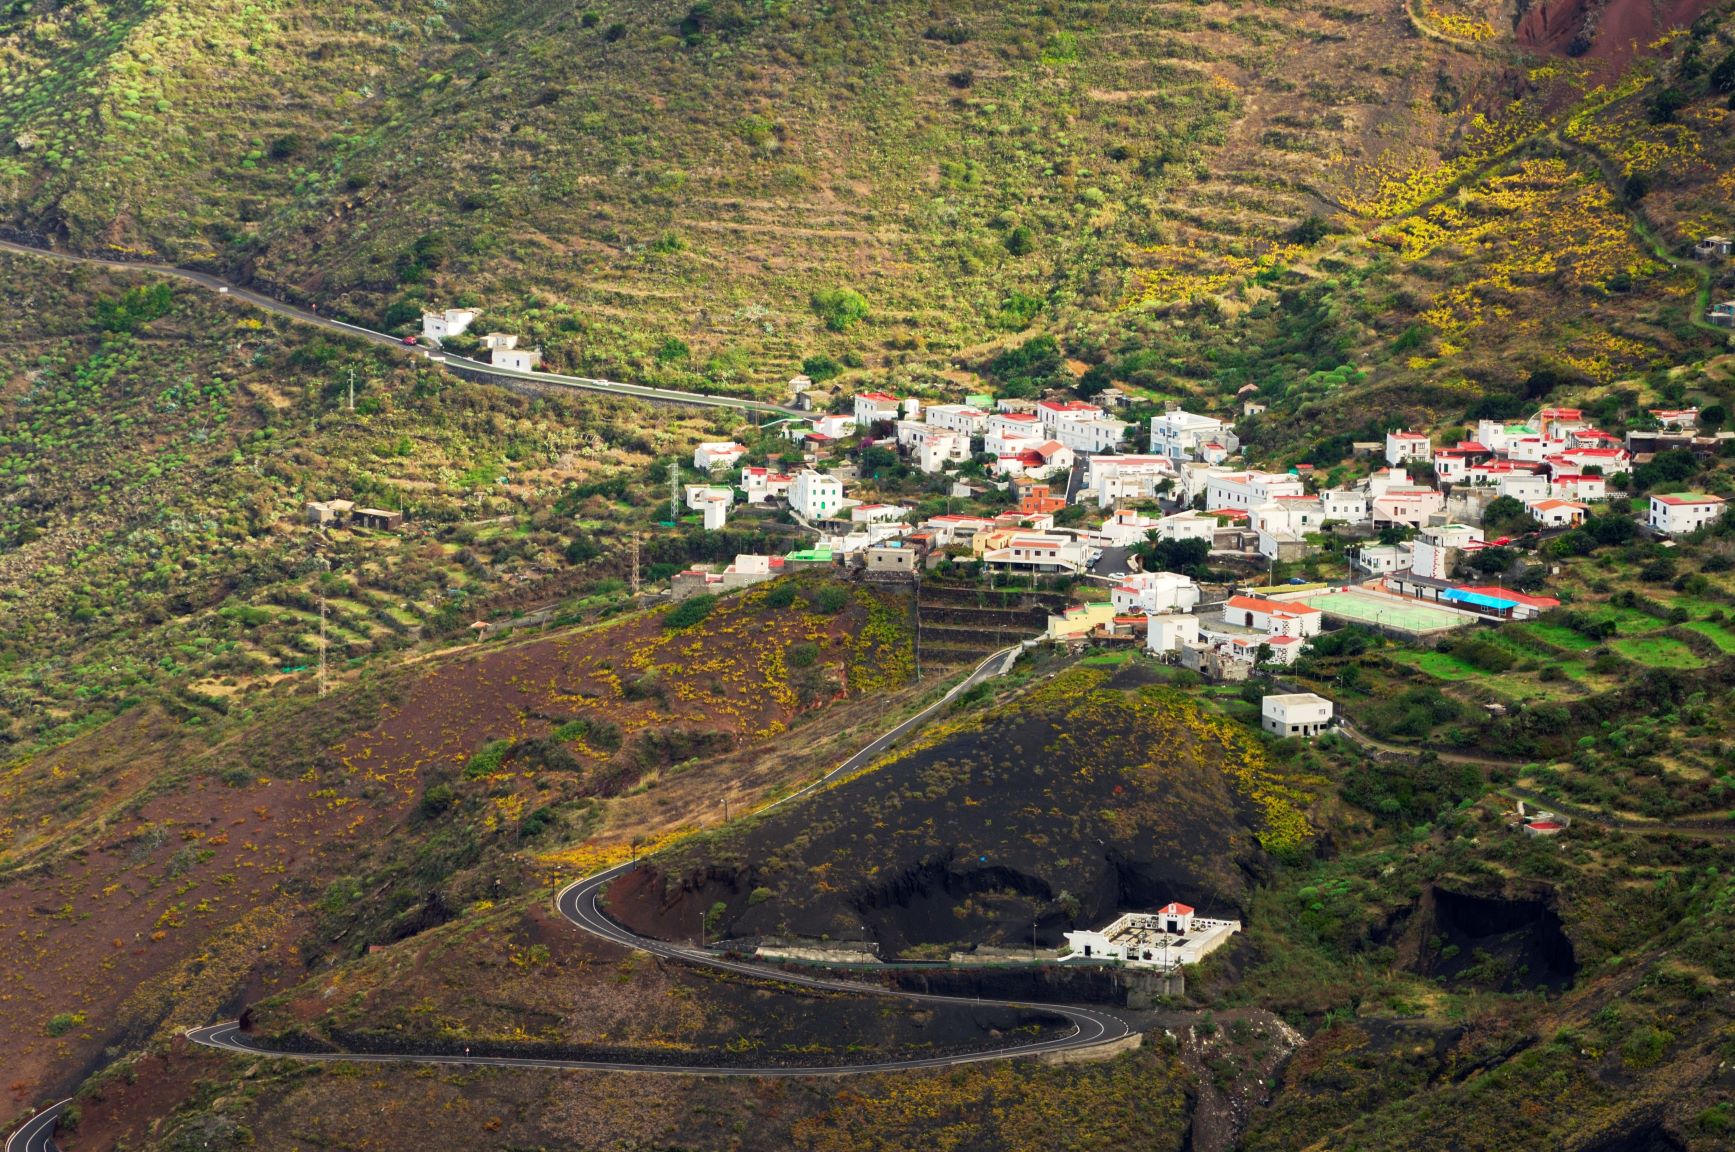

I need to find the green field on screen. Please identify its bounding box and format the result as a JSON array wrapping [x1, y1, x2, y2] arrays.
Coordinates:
[[1519, 622, 1600, 651], [1680, 620, 1735, 653], [1610, 636, 1705, 669]]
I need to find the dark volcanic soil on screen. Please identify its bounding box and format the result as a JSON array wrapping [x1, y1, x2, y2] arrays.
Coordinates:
[[609, 674, 1306, 957]]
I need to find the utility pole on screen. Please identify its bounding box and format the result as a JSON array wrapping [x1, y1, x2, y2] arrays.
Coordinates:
[[630, 532, 641, 595], [668, 461, 680, 523], [347, 367, 355, 413], [318, 596, 329, 699]]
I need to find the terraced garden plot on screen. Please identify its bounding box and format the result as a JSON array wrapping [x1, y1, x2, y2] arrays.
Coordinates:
[[1680, 620, 1735, 653], [1517, 622, 1600, 651], [1610, 635, 1705, 669], [1395, 651, 1483, 681]]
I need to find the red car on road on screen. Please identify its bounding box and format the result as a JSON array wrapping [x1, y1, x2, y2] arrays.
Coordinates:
[[402, 335, 419, 346]]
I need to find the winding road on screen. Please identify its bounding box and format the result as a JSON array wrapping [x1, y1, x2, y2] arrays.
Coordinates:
[[5, 641, 1137, 1147], [0, 238, 803, 418]]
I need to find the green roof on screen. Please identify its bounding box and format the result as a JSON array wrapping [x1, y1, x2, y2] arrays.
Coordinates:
[[786, 549, 834, 561]]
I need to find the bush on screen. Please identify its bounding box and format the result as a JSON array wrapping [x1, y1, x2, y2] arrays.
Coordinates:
[[418, 783, 455, 819], [812, 287, 869, 332], [789, 641, 820, 668], [95, 283, 174, 333], [1005, 225, 1036, 256], [802, 353, 842, 382], [762, 582, 797, 610], [812, 585, 849, 614], [44, 1012, 86, 1037], [664, 595, 717, 629]]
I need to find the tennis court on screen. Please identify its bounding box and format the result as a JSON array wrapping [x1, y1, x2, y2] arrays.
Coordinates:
[[1297, 589, 1471, 634]]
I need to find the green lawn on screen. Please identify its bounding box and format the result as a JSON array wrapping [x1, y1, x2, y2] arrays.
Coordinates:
[[1610, 636, 1706, 669]]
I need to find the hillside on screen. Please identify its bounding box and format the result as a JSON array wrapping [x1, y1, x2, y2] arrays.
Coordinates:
[[617, 663, 1323, 956], [0, 580, 918, 1120]]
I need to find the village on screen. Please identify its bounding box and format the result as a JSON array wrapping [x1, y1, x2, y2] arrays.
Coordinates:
[[655, 373, 1729, 684]]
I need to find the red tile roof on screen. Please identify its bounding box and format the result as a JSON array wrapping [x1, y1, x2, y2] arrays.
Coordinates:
[[1158, 902, 1195, 916]]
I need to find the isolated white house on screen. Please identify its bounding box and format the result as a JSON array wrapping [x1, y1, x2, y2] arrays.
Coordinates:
[[491, 346, 542, 372], [694, 442, 748, 471], [685, 484, 736, 511], [1649, 493, 1726, 535], [791, 470, 845, 520], [421, 308, 478, 340], [1261, 693, 1334, 738], [478, 332, 519, 351]]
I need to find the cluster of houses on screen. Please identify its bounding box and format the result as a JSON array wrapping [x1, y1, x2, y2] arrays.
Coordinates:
[[671, 382, 1734, 677], [421, 307, 542, 372]]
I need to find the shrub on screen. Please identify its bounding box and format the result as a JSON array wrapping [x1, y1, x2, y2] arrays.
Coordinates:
[[44, 1012, 86, 1037], [418, 783, 455, 819], [789, 641, 820, 668], [665, 594, 717, 629], [812, 287, 869, 332], [812, 585, 849, 614], [762, 582, 798, 610], [1005, 225, 1036, 256], [802, 353, 842, 382]]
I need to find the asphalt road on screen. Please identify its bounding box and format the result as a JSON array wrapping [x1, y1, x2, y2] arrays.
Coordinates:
[[162, 645, 1138, 1082], [0, 239, 802, 418], [3, 1101, 66, 1152]]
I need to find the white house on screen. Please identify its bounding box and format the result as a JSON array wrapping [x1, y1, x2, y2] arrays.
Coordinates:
[[1147, 613, 1202, 656], [694, 442, 748, 471], [1411, 523, 1482, 580], [925, 404, 990, 436], [685, 484, 736, 511], [791, 470, 845, 520], [1111, 572, 1201, 615], [915, 429, 972, 473], [812, 414, 855, 439], [1053, 416, 1129, 454], [853, 391, 903, 427], [1371, 487, 1445, 529], [1150, 410, 1232, 460], [1248, 496, 1324, 537], [1526, 498, 1588, 528], [1551, 446, 1629, 475], [740, 467, 794, 505], [1649, 493, 1726, 535], [1098, 508, 1164, 547], [988, 411, 1044, 440], [478, 332, 519, 351], [421, 308, 478, 340], [921, 514, 999, 545], [701, 498, 729, 531], [851, 503, 908, 525], [1354, 542, 1412, 574], [1156, 509, 1224, 543], [490, 346, 542, 372], [1062, 905, 1240, 968], [1206, 471, 1306, 512], [982, 534, 1089, 575], [1552, 473, 1607, 502], [1496, 473, 1551, 503], [1222, 595, 1322, 638], [1036, 399, 1105, 432], [1085, 455, 1178, 506], [1650, 407, 1699, 431], [1321, 487, 1371, 524], [1385, 430, 1432, 466], [1261, 693, 1334, 738]]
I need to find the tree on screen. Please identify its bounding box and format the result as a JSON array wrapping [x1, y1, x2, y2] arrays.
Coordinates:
[[1140, 535, 1211, 575], [801, 353, 842, 382], [1005, 225, 1036, 256], [1699, 404, 1726, 432], [811, 287, 869, 332], [1482, 496, 1539, 536]]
